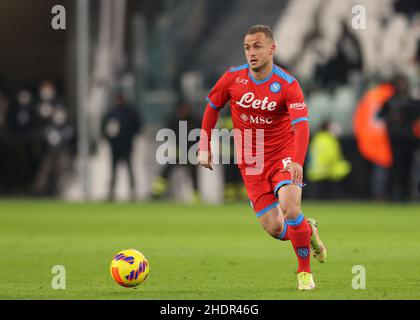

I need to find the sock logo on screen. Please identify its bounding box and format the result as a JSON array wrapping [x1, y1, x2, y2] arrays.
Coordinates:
[[297, 247, 309, 259]]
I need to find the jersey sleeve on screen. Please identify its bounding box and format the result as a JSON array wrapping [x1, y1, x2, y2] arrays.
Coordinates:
[[285, 80, 310, 166], [199, 105, 220, 152], [285, 80, 309, 124], [206, 71, 232, 110]]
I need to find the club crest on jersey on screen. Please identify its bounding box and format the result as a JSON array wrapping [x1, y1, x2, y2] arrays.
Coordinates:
[[270, 82, 281, 93]]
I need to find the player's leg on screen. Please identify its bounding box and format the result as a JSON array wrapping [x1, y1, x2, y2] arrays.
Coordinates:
[[239, 167, 287, 239], [257, 205, 287, 240], [277, 184, 312, 271], [276, 180, 327, 261], [277, 183, 302, 220], [277, 183, 327, 289], [254, 186, 314, 290], [241, 165, 315, 289], [243, 182, 288, 240], [277, 184, 315, 290]]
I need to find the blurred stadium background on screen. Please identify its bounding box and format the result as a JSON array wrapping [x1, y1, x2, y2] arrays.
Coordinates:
[[1, 0, 420, 300], [0, 0, 419, 203]]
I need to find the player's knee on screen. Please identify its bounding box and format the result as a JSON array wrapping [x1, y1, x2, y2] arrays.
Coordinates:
[[264, 220, 284, 239], [267, 227, 281, 239], [280, 202, 300, 220]]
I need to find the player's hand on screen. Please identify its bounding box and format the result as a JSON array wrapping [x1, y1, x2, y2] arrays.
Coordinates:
[[198, 150, 213, 171], [284, 161, 303, 185]]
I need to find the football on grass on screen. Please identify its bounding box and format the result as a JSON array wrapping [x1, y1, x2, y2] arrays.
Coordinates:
[[110, 249, 149, 288]]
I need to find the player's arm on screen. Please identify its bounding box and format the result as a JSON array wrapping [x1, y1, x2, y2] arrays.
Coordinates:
[[198, 71, 231, 170], [285, 80, 310, 184]]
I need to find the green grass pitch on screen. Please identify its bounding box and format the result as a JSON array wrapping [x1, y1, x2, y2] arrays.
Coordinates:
[[0, 200, 419, 300]]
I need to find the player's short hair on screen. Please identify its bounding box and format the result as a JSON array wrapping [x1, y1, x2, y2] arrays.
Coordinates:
[[245, 25, 274, 41]]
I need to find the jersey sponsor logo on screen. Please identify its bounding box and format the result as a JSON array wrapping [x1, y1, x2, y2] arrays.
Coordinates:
[[240, 113, 273, 124], [236, 77, 249, 85], [250, 116, 272, 124], [270, 82, 281, 93], [289, 102, 306, 110], [237, 92, 277, 111]]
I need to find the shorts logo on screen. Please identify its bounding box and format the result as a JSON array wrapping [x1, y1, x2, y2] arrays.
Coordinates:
[[297, 247, 309, 259], [270, 82, 281, 93]]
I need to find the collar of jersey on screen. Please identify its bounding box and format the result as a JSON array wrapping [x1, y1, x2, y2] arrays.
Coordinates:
[[248, 65, 274, 85]]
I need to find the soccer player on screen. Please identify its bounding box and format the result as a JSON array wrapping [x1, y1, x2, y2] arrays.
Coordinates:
[[198, 25, 327, 290]]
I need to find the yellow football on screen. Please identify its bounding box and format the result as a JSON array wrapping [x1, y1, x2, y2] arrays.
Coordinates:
[[110, 249, 149, 288]]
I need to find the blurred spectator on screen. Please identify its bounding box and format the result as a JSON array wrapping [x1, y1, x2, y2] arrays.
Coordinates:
[[36, 80, 63, 126], [306, 121, 351, 199], [378, 75, 420, 201], [353, 82, 397, 200], [102, 93, 142, 201], [33, 106, 74, 196], [32, 80, 73, 196], [6, 89, 40, 193], [151, 101, 200, 201]]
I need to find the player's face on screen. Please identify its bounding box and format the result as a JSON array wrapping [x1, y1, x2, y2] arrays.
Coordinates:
[[244, 32, 275, 72]]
